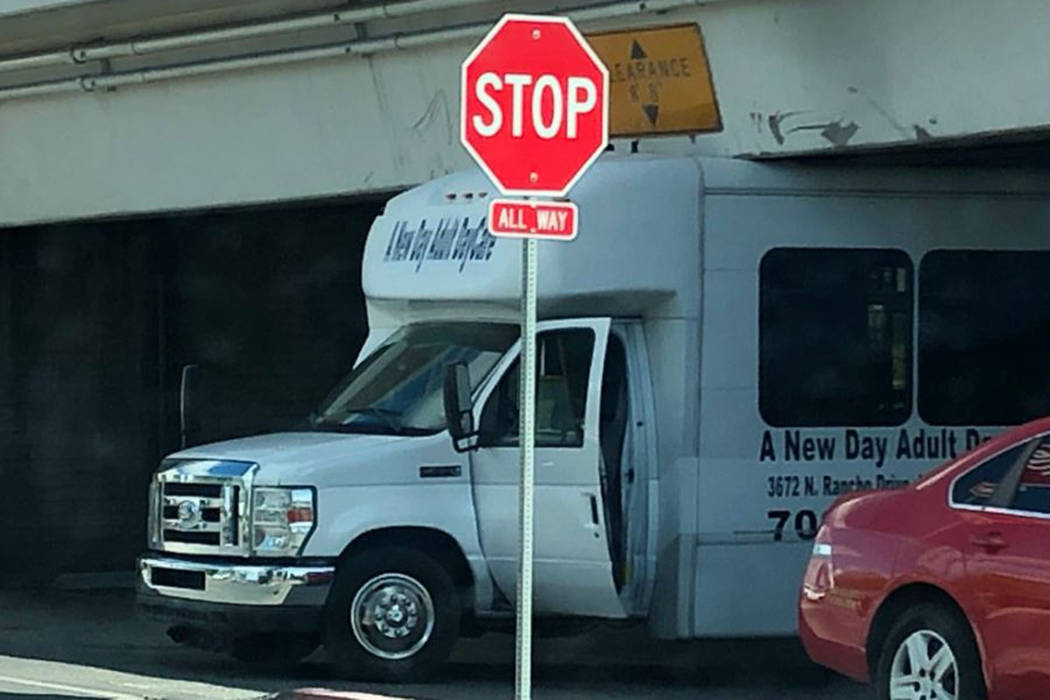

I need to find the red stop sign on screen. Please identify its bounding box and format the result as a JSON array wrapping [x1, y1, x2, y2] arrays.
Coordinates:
[[460, 14, 609, 197]]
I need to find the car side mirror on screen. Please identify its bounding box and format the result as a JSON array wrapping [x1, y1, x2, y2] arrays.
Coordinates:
[[444, 362, 477, 452]]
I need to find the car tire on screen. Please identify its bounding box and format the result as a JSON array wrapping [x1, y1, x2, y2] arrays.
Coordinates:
[[875, 602, 986, 700], [322, 546, 461, 682]]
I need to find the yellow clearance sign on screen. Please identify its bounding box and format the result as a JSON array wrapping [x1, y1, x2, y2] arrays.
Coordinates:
[[587, 24, 721, 137]]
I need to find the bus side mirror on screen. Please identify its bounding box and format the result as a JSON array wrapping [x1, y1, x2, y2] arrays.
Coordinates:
[[444, 362, 477, 452]]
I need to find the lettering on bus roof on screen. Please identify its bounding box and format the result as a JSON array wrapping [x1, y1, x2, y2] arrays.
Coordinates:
[[383, 217, 497, 273]]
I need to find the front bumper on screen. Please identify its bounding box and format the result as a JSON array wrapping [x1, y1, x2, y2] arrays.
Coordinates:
[[138, 554, 334, 606], [137, 555, 335, 640]]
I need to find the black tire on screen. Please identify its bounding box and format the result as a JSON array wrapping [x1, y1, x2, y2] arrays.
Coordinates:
[[229, 632, 318, 669], [323, 546, 461, 682], [874, 602, 986, 700]]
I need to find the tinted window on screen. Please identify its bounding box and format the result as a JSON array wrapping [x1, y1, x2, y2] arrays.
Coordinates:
[[311, 322, 517, 434], [479, 329, 594, 447], [919, 251, 1050, 425], [760, 248, 913, 426], [1011, 439, 1050, 514], [952, 442, 1026, 506]]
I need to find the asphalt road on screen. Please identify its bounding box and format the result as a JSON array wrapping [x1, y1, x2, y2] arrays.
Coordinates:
[[0, 588, 868, 699]]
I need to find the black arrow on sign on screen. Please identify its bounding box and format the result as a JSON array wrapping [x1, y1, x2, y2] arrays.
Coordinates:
[[642, 104, 659, 126], [628, 39, 657, 126]]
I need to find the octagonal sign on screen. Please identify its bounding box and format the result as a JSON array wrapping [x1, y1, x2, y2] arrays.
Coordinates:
[[461, 14, 609, 198]]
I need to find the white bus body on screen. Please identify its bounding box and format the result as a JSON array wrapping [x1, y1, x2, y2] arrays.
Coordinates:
[[137, 155, 1050, 677]]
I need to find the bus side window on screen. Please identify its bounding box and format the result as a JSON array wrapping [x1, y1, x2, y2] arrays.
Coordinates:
[[919, 250, 1050, 426], [759, 248, 913, 427]]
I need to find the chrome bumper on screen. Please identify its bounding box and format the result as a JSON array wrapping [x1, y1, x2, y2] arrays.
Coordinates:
[[138, 555, 335, 606]]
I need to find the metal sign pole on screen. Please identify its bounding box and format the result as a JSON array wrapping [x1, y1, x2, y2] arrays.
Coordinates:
[[515, 236, 538, 700]]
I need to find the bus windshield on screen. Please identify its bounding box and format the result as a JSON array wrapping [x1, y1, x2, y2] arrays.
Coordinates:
[[309, 322, 518, 435]]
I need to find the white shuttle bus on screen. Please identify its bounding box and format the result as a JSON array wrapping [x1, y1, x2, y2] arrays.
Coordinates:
[[137, 155, 1050, 679]]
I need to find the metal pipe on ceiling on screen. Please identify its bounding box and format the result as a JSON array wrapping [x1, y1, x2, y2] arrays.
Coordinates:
[[0, 0, 487, 72], [0, 49, 72, 72], [0, 0, 718, 102]]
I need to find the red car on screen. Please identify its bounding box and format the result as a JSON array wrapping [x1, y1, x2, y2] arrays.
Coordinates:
[[800, 416, 1050, 700]]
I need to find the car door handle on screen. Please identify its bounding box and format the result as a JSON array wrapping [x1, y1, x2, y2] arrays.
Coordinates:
[[970, 532, 1008, 552]]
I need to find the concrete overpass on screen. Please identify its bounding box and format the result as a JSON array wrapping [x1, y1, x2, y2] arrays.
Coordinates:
[[0, 0, 1046, 226]]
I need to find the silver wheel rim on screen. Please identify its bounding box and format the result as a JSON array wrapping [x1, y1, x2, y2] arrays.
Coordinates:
[[889, 629, 959, 700], [350, 573, 435, 661]]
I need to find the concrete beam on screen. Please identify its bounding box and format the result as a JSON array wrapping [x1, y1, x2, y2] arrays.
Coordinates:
[[0, 0, 1047, 226]]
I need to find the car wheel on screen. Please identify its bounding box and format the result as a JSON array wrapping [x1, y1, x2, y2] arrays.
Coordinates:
[[323, 546, 461, 681], [875, 602, 986, 700]]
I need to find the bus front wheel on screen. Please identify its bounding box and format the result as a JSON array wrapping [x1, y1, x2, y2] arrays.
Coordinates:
[[323, 546, 461, 681]]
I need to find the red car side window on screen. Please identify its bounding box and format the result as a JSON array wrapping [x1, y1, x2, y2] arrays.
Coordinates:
[[951, 442, 1027, 506], [1010, 439, 1050, 514]]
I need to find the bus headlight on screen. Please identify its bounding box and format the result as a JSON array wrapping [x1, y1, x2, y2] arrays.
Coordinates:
[[251, 487, 316, 556]]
